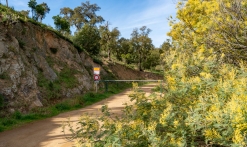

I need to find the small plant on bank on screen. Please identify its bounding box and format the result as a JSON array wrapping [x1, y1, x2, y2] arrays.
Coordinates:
[[92, 56, 103, 65], [18, 39, 25, 49], [0, 72, 9, 80]]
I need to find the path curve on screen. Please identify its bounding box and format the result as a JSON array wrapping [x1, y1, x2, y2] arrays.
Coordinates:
[[0, 84, 156, 147]]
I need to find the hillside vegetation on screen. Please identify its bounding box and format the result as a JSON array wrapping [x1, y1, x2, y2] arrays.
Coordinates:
[[61, 0, 247, 146], [2, 0, 247, 146], [0, 2, 162, 130]]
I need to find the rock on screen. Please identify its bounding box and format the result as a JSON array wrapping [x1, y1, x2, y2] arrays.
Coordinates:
[[0, 20, 96, 113], [8, 108, 15, 114], [30, 97, 43, 108], [0, 41, 7, 58], [34, 55, 57, 81]]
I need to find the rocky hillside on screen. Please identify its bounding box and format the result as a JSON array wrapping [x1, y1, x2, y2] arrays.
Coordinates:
[[0, 20, 163, 114], [0, 21, 101, 113]]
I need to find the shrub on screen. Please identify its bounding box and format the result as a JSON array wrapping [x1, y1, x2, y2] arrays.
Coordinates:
[[55, 102, 71, 111], [1, 118, 16, 127], [12, 111, 22, 120], [32, 47, 37, 52], [0, 72, 8, 80], [18, 39, 25, 49], [92, 56, 103, 65], [62, 47, 247, 146]]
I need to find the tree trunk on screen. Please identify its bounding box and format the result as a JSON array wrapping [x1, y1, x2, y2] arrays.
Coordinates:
[[108, 50, 111, 61], [6, 0, 8, 7], [138, 51, 143, 71]]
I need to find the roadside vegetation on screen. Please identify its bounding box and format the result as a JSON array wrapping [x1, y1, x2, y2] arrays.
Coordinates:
[[62, 0, 247, 146], [0, 82, 131, 132], [4, 0, 247, 146], [0, 0, 165, 133]]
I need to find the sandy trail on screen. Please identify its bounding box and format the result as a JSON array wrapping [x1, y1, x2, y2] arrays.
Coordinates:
[[0, 84, 156, 147]]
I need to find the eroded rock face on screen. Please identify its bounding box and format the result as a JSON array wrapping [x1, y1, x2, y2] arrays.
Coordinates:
[[0, 21, 95, 113]]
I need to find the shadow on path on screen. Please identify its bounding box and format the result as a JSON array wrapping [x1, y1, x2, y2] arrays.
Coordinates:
[[0, 83, 156, 147]]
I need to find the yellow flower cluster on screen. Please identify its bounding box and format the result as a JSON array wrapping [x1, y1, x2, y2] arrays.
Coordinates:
[[204, 129, 222, 140], [159, 102, 172, 126]]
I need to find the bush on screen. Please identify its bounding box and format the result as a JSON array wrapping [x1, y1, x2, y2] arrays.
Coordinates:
[[12, 111, 22, 120], [1, 118, 16, 127], [62, 47, 247, 146], [55, 102, 71, 111], [0, 72, 9, 80], [18, 39, 25, 49], [92, 57, 103, 65]]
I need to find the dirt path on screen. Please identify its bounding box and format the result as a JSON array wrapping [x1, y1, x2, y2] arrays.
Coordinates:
[[0, 84, 156, 147]]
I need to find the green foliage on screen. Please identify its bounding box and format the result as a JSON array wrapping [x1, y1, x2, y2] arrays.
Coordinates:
[[0, 4, 25, 24], [52, 15, 70, 34], [28, 0, 37, 19], [12, 111, 22, 120], [37, 72, 61, 100], [19, 10, 29, 18], [168, 0, 247, 63], [61, 1, 247, 145], [0, 72, 9, 80], [58, 68, 79, 88], [55, 102, 71, 111], [1, 118, 16, 127], [142, 49, 161, 70], [73, 24, 101, 56], [18, 39, 25, 49], [37, 65, 79, 100], [130, 26, 154, 71], [92, 56, 103, 65], [32, 2, 50, 22], [63, 47, 247, 146], [116, 37, 132, 62], [60, 1, 104, 30], [0, 82, 131, 132], [99, 23, 120, 60], [160, 39, 171, 53]]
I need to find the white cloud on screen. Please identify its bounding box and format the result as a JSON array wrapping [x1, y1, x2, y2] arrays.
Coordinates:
[[115, 1, 176, 47]]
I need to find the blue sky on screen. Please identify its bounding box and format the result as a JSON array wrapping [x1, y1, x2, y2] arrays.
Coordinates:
[[5, 0, 177, 48]]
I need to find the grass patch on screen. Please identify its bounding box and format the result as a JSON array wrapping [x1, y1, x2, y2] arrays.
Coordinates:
[[46, 56, 55, 67], [37, 66, 80, 100], [0, 82, 131, 132], [58, 68, 79, 88], [32, 47, 38, 52], [0, 72, 9, 80], [37, 72, 62, 100]]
